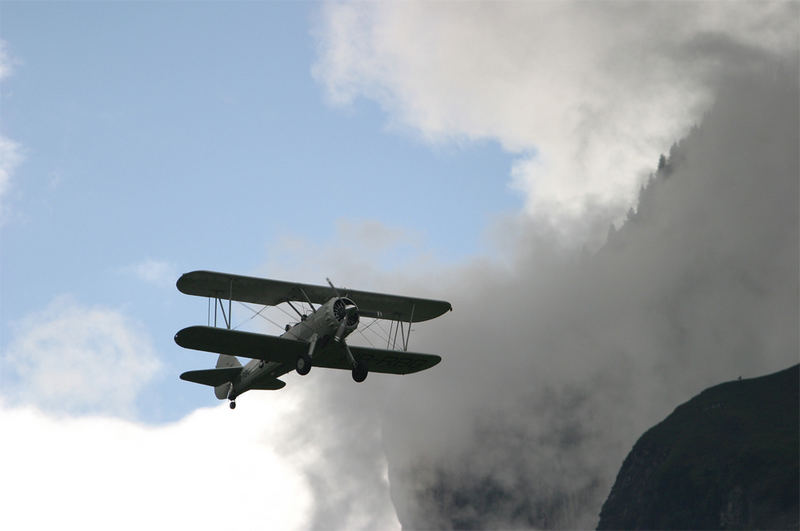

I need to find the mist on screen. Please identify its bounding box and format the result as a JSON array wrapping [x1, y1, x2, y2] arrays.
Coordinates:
[[384, 61, 798, 528], [280, 41, 799, 529]]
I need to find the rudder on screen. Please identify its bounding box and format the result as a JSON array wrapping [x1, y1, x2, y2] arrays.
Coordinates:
[[215, 354, 241, 399]]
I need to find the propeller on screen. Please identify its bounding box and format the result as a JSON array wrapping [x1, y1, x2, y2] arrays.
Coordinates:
[[326, 277, 341, 297], [334, 305, 359, 342], [328, 277, 364, 378], [333, 303, 360, 372]]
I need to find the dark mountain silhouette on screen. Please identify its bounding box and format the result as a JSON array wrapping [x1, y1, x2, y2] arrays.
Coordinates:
[[598, 364, 799, 530]]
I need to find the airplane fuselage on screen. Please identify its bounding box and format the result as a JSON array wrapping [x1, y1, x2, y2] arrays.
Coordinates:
[[227, 296, 359, 400]]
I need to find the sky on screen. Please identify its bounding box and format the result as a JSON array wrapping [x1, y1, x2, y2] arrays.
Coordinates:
[[0, 1, 519, 418], [1, 2, 798, 530]]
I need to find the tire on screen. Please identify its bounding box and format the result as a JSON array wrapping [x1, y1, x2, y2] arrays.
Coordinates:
[[296, 354, 312, 376], [352, 361, 368, 383]]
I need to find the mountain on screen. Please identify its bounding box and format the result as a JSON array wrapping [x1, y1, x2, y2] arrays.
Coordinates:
[[597, 364, 799, 530]]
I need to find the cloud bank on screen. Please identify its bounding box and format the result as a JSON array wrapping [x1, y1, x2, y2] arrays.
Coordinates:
[[381, 64, 798, 528], [288, 63, 798, 529], [301, 3, 799, 528], [314, 1, 798, 238], [0, 296, 399, 531], [2, 297, 161, 417], [0, 399, 315, 530]]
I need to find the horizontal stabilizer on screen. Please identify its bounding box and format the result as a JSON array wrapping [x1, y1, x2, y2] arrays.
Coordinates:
[[180, 367, 242, 387], [249, 375, 286, 391]]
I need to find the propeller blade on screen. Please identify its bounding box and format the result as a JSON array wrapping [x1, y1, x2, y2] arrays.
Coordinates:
[[326, 277, 341, 297], [334, 317, 349, 342]]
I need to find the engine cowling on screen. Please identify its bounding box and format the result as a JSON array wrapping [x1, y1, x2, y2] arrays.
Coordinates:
[[331, 297, 359, 340]]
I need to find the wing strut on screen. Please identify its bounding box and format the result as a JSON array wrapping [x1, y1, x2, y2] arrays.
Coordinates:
[[209, 279, 234, 329], [286, 300, 304, 319], [403, 304, 415, 351], [298, 287, 316, 313], [385, 303, 415, 352]]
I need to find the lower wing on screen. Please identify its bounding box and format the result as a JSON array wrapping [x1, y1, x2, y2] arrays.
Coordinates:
[[315, 343, 441, 375], [175, 326, 441, 375]]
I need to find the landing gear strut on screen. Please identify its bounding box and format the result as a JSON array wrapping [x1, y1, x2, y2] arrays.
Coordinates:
[[341, 339, 367, 383], [296, 334, 316, 376], [227, 387, 237, 410]]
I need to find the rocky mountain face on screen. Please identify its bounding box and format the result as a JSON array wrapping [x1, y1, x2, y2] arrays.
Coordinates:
[[598, 364, 799, 530]]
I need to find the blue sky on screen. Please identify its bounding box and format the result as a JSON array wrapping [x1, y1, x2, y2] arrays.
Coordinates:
[[0, 2, 520, 422]]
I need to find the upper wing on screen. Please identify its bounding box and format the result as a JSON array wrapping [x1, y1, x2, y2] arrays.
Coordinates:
[[175, 326, 441, 375], [177, 270, 452, 322]]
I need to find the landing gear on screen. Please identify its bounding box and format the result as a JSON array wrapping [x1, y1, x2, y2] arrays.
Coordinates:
[[227, 388, 237, 410], [296, 353, 312, 376], [297, 334, 317, 376], [352, 360, 368, 383]]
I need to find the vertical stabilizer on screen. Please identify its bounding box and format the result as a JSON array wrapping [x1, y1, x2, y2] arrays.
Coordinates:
[[215, 353, 241, 369], [214, 354, 241, 399]]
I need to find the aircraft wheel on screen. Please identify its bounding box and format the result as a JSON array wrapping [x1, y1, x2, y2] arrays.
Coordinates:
[[229, 401, 236, 410], [352, 361, 368, 383], [296, 354, 312, 376]]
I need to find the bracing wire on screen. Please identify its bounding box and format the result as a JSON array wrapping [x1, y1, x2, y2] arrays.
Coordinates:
[[274, 303, 297, 321], [230, 300, 405, 351], [362, 330, 386, 346], [233, 302, 286, 333], [359, 318, 392, 345], [354, 328, 376, 347], [371, 319, 393, 342]]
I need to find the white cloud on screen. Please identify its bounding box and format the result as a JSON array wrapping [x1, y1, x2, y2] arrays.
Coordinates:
[[313, 1, 798, 237], [124, 258, 178, 288], [0, 39, 14, 81], [0, 282, 402, 529], [0, 295, 399, 530], [0, 399, 314, 531], [2, 296, 161, 417], [260, 218, 437, 291], [0, 136, 22, 214], [0, 39, 22, 221], [320, 62, 800, 528]]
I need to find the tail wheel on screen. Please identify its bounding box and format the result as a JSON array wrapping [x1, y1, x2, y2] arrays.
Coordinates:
[[352, 361, 368, 383], [229, 401, 236, 410], [296, 354, 312, 376]]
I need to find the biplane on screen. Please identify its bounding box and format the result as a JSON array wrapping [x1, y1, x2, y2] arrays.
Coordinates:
[[175, 271, 452, 408]]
